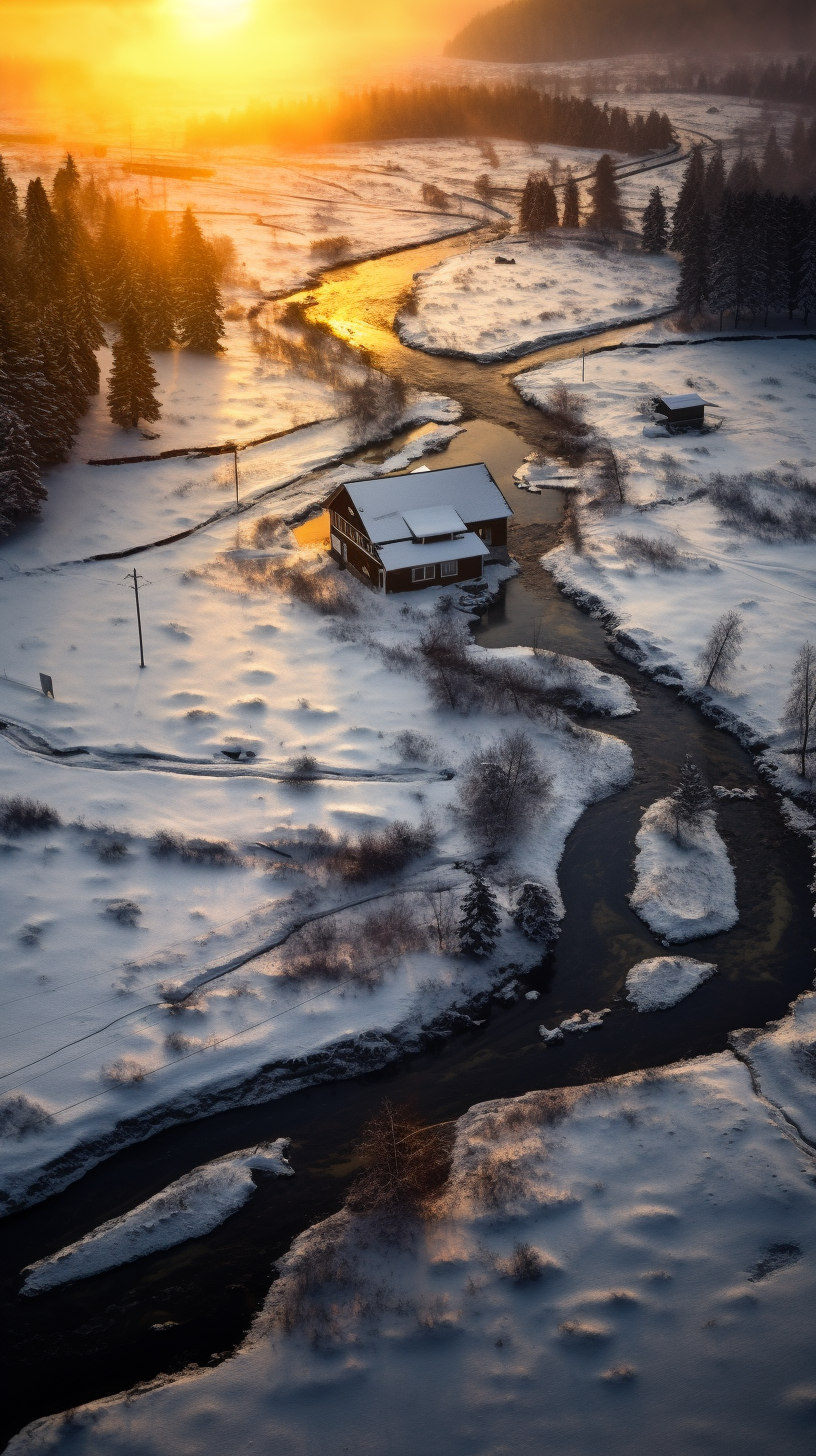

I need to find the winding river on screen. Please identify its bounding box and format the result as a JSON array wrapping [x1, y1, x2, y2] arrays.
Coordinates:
[[1, 236, 813, 1448]]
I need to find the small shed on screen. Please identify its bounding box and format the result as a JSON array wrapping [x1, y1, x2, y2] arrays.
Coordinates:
[[654, 392, 707, 426]]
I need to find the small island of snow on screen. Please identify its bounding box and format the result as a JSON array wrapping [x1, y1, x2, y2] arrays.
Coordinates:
[[626, 955, 717, 1012], [629, 798, 737, 944]]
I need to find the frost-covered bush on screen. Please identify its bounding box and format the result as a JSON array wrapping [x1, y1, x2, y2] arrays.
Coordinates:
[[345, 1098, 453, 1214], [458, 731, 552, 849], [151, 830, 242, 865], [707, 470, 816, 540], [309, 234, 352, 260], [280, 899, 427, 985], [101, 1058, 148, 1085], [395, 729, 436, 763], [91, 836, 130, 861], [103, 899, 142, 927], [286, 753, 319, 781], [513, 882, 560, 946], [0, 1094, 53, 1139], [0, 797, 61, 834], [615, 533, 688, 569], [505, 1242, 547, 1283], [250, 513, 286, 547]]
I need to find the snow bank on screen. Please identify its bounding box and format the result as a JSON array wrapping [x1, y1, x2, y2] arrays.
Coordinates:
[[515, 339, 816, 755], [626, 955, 717, 1011], [629, 799, 737, 944], [12, 1050, 816, 1455], [399, 235, 678, 361], [732, 991, 816, 1147], [20, 1140, 292, 1296]]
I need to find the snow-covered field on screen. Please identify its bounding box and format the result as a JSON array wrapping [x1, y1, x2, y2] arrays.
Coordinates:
[[399, 235, 679, 361], [12, 1022, 816, 1456], [515, 338, 816, 776]]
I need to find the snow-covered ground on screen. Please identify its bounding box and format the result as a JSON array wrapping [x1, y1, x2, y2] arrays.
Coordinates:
[[626, 955, 717, 1011], [0, 385, 635, 1213], [12, 1033, 816, 1456], [399, 235, 679, 361], [629, 799, 737, 944], [515, 338, 816, 775], [20, 1140, 292, 1295]]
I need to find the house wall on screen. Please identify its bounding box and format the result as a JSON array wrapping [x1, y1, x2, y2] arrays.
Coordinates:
[[466, 516, 507, 549], [384, 555, 484, 593]]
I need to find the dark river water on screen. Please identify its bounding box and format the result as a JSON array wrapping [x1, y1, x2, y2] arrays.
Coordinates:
[[1, 241, 813, 1449]]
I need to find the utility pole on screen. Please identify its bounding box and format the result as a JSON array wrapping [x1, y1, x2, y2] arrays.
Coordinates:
[[582, 349, 585, 382], [124, 569, 150, 668], [226, 441, 239, 508]]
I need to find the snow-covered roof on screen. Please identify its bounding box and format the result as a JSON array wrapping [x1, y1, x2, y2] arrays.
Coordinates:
[[378, 533, 490, 573], [401, 505, 467, 540], [656, 393, 707, 410], [338, 464, 512, 546]]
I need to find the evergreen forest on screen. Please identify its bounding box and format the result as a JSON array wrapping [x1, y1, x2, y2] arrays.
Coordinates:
[[0, 154, 225, 534]]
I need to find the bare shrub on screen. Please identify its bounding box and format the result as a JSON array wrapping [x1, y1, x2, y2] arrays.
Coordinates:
[[270, 560, 359, 617], [420, 183, 450, 211], [0, 1094, 53, 1139], [562, 493, 584, 553], [592, 444, 629, 505], [425, 885, 459, 952], [102, 1058, 148, 1085], [150, 830, 242, 865], [286, 753, 319, 781], [250, 513, 286, 548], [208, 233, 238, 283], [458, 731, 552, 849], [707, 470, 816, 540], [279, 899, 427, 986], [395, 729, 436, 762], [104, 899, 142, 927], [615, 533, 687, 569], [164, 1031, 193, 1054], [0, 797, 61, 834], [543, 384, 591, 452], [505, 1242, 547, 1283], [309, 234, 352, 261], [466, 1151, 528, 1209], [696, 609, 744, 688], [345, 1099, 454, 1214], [323, 815, 435, 882], [92, 837, 130, 861]]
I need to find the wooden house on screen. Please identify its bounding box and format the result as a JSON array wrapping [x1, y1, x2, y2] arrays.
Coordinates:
[[654, 392, 707, 427], [325, 463, 513, 593]]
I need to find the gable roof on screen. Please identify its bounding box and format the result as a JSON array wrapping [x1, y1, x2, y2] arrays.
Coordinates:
[[402, 505, 467, 540], [656, 393, 707, 411], [378, 533, 490, 573], [331, 464, 512, 547]]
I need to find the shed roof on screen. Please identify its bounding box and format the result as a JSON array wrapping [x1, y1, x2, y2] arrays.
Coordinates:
[[378, 533, 490, 573], [402, 505, 467, 540], [656, 392, 707, 410], [336, 464, 512, 546]]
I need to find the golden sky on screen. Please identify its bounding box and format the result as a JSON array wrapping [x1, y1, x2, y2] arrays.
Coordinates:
[[2, 0, 482, 140]]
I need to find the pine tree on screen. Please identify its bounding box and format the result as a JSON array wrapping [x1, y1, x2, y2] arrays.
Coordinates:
[[641, 187, 668, 252], [95, 196, 128, 322], [174, 207, 224, 352], [760, 128, 789, 192], [561, 170, 580, 227], [107, 304, 161, 430], [52, 153, 81, 211], [142, 212, 177, 349], [23, 179, 64, 309], [458, 872, 501, 957], [676, 193, 710, 320], [702, 142, 726, 212], [671, 144, 705, 251], [0, 405, 46, 535], [798, 202, 816, 323], [513, 882, 559, 946], [673, 757, 711, 824], [586, 154, 625, 233]]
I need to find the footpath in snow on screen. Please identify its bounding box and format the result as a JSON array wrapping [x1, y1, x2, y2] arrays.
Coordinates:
[[11, 1014, 816, 1456]]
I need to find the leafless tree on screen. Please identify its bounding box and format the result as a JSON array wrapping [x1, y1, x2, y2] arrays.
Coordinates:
[[783, 641, 816, 778], [458, 730, 553, 849], [425, 885, 458, 952], [345, 1099, 453, 1214], [593, 443, 629, 505], [696, 609, 744, 688]]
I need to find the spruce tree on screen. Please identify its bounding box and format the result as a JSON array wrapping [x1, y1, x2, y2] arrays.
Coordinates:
[[760, 128, 789, 192], [142, 212, 177, 349], [676, 193, 710, 320], [107, 304, 161, 430], [95, 196, 128, 322], [641, 187, 668, 252], [798, 203, 816, 323], [23, 179, 63, 309], [672, 757, 711, 830], [586, 154, 625, 233], [174, 207, 224, 352], [0, 406, 46, 535], [458, 872, 501, 957], [702, 142, 726, 213], [513, 882, 559, 947], [671, 144, 705, 251], [52, 153, 81, 211], [561, 170, 580, 227]]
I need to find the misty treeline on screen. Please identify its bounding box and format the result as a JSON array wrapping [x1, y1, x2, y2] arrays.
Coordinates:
[[187, 84, 673, 156], [669, 136, 816, 324], [0, 152, 226, 533], [643, 55, 816, 107]]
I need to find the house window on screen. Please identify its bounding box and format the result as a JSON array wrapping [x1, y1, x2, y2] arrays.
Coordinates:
[[331, 533, 342, 555], [412, 564, 436, 582], [478, 526, 492, 545], [440, 560, 457, 577]]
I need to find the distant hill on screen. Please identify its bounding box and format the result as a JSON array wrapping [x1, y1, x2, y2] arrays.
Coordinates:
[[444, 0, 816, 63]]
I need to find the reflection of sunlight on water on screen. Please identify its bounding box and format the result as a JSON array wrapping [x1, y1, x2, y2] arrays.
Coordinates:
[[292, 511, 330, 546]]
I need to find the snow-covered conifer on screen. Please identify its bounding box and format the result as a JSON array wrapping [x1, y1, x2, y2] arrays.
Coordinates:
[[107, 304, 161, 430], [561, 171, 580, 228], [513, 882, 559, 946], [174, 207, 224, 352], [675, 193, 710, 319], [641, 187, 668, 252], [458, 872, 501, 957], [0, 406, 46, 535], [671, 145, 705, 251], [586, 154, 625, 233]]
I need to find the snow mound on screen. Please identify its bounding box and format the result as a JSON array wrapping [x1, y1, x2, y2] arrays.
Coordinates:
[[514, 459, 578, 491], [20, 1140, 292, 1295], [629, 799, 737, 944], [625, 955, 717, 1012]]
